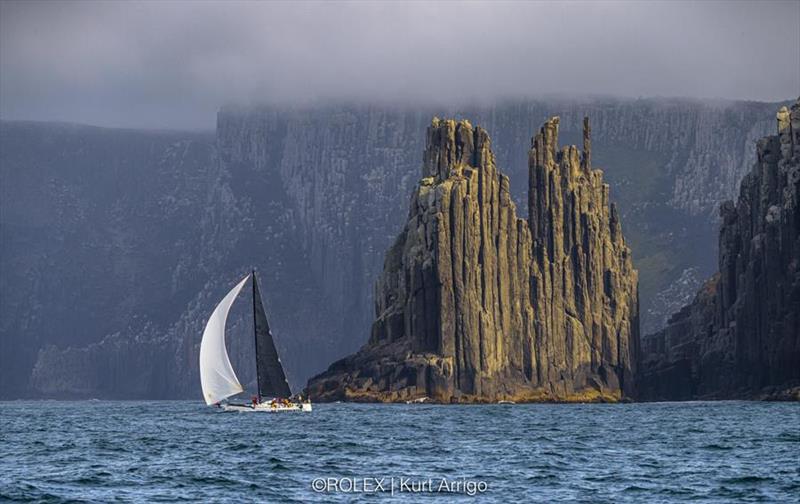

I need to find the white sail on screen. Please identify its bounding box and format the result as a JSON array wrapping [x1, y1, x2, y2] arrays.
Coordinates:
[[199, 274, 249, 405]]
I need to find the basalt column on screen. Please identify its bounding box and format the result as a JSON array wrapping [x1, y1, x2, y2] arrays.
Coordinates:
[[307, 117, 639, 402], [528, 117, 639, 398]]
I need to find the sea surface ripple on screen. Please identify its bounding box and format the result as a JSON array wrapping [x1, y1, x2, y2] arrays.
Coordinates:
[[1, 401, 798, 502]]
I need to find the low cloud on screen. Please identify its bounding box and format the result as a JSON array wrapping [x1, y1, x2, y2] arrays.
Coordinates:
[[1, 0, 798, 129]]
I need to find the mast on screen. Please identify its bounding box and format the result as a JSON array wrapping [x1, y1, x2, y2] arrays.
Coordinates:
[[251, 269, 263, 400]]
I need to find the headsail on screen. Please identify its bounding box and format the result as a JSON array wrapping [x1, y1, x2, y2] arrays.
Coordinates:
[[252, 273, 292, 399], [199, 275, 249, 405]]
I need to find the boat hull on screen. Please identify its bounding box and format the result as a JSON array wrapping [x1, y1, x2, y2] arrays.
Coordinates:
[[221, 402, 312, 413]]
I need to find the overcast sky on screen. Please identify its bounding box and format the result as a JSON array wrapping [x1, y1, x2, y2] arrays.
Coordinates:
[[1, 0, 798, 130]]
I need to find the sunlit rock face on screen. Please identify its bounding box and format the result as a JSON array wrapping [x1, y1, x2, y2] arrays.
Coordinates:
[[307, 117, 639, 403], [640, 99, 800, 401]]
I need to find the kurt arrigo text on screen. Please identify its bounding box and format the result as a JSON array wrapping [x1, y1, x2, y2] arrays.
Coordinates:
[[311, 476, 489, 496]]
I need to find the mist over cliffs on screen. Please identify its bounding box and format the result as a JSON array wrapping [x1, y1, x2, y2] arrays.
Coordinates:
[[0, 97, 784, 399], [307, 117, 638, 402], [640, 100, 800, 400]]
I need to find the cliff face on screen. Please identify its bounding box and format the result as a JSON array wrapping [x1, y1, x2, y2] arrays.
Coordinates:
[[216, 100, 777, 339], [0, 121, 334, 398], [0, 123, 216, 398], [306, 117, 639, 402], [1, 98, 782, 399], [640, 100, 800, 400]]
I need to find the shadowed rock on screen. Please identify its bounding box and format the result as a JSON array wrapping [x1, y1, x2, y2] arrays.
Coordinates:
[[640, 99, 800, 401]]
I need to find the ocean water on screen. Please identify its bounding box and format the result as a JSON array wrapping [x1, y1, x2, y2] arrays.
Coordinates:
[[1, 401, 798, 503]]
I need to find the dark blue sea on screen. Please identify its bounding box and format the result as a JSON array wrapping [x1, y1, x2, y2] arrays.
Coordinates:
[[1, 401, 798, 503]]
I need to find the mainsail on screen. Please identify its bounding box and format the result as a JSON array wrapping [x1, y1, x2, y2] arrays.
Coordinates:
[[199, 275, 249, 405], [252, 273, 292, 399]]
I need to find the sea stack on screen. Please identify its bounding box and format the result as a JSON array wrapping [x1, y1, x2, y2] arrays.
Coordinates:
[[640, 99, 800, 401], [307, 117, 639, 402]]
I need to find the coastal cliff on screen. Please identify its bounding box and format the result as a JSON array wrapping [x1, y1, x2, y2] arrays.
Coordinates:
[[2, 98, 781, 399], [640, 100, 800, 400], [306, 117, 639, 402]]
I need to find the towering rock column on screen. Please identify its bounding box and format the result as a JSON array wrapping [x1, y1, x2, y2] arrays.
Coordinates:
[[368, 118, 536, 398], [307, 117, 639, 402], [528, 117, 639, 397]]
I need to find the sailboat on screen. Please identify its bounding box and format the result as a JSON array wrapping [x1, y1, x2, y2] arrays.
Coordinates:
[[199, 271, 311, 412]]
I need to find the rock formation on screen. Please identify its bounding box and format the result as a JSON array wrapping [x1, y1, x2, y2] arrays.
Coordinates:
[[640, 99, 800, 400], [306, 117, 639, 402], [2, 98, 782, 399]]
